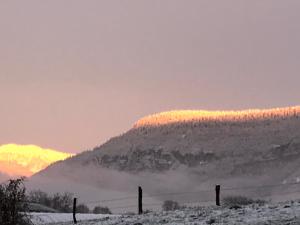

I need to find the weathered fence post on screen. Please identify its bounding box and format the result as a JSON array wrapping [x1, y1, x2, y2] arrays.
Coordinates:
[[215, 185, 221, 206], [138, 186, 143, 214], [73, 198, 77, 224]]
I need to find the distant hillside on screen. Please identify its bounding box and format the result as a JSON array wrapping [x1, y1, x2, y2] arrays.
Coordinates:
[[0, 172, 9, 183], [0, 144, 73, 177], [35, 106, 300, 202], [41, 106, 300, 171]]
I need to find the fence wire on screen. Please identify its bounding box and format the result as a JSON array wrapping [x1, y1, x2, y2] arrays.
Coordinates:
[[23, 181, 300, 212], [76, 181, 300, 211]]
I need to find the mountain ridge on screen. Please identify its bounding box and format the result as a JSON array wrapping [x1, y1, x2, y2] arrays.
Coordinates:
[[0, 144, 73, 177], [34, 106, 300, 202], [39, 106, 300, 172], [134, 106, 300, 128]]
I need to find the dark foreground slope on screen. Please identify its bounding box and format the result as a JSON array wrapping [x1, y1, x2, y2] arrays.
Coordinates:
[[33, 107, 300, 203]]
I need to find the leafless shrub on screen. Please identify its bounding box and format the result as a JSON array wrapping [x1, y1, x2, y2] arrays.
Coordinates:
[[162, 200, 180, 211]]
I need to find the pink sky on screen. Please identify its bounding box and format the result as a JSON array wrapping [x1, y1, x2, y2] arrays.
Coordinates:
[[1, 1, 300, 153]]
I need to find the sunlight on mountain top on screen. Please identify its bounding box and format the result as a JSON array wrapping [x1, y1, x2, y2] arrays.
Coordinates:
[[0, 144, 73, 177], [134, 106, 300, 128]]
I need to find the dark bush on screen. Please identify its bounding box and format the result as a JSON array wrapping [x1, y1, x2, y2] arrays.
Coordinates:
[[0, 178, 31, 225], [223, 195, 266, 208], [162, 200, 180, 211], [93, 206, 112, 214], [77, 204, 90, 214], [28, 190, 51, 207]]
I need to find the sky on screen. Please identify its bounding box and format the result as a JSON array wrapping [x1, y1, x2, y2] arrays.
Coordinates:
[[1, 0, 300, 153]]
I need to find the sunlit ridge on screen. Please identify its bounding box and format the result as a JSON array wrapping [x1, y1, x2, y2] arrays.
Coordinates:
[[0, 144, 73, 177], [134, 106, 300, 128]]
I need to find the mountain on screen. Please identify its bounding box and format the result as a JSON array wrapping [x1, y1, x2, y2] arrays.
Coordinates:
[[0, 172, 9, 183], [0, 144, 73, 177], [34, 106, 300, 204]]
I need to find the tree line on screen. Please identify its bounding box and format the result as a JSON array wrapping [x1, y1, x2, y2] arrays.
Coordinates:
[[27, 189, 111, 214], [0, 178, 111, 225]]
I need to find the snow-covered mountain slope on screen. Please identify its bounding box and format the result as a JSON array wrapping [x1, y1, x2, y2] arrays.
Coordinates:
[[0, 144, 73, 177], [34, 106, 300, 203], [40, 106, 300, 172]]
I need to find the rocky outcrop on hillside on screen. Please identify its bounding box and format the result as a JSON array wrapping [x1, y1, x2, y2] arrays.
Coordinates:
[[95, 149, 217, 172]]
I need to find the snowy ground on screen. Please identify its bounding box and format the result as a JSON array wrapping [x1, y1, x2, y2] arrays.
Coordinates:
[[30, 201, 300, 225], [29, 213, 119, 224]]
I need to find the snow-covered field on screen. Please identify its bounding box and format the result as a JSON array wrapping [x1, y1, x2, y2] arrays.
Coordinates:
[[29, 213, 119, 224], [30, 201, 300, 225]]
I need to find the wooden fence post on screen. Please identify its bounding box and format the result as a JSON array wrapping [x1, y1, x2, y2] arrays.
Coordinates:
[[138, 186, 143, 214], [215, 185, 221, 206], [73, 198, 77, 224]]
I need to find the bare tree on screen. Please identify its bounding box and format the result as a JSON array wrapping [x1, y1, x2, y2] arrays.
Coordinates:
[[93, 206, 112, 214], [0, 178, 31, 225]]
